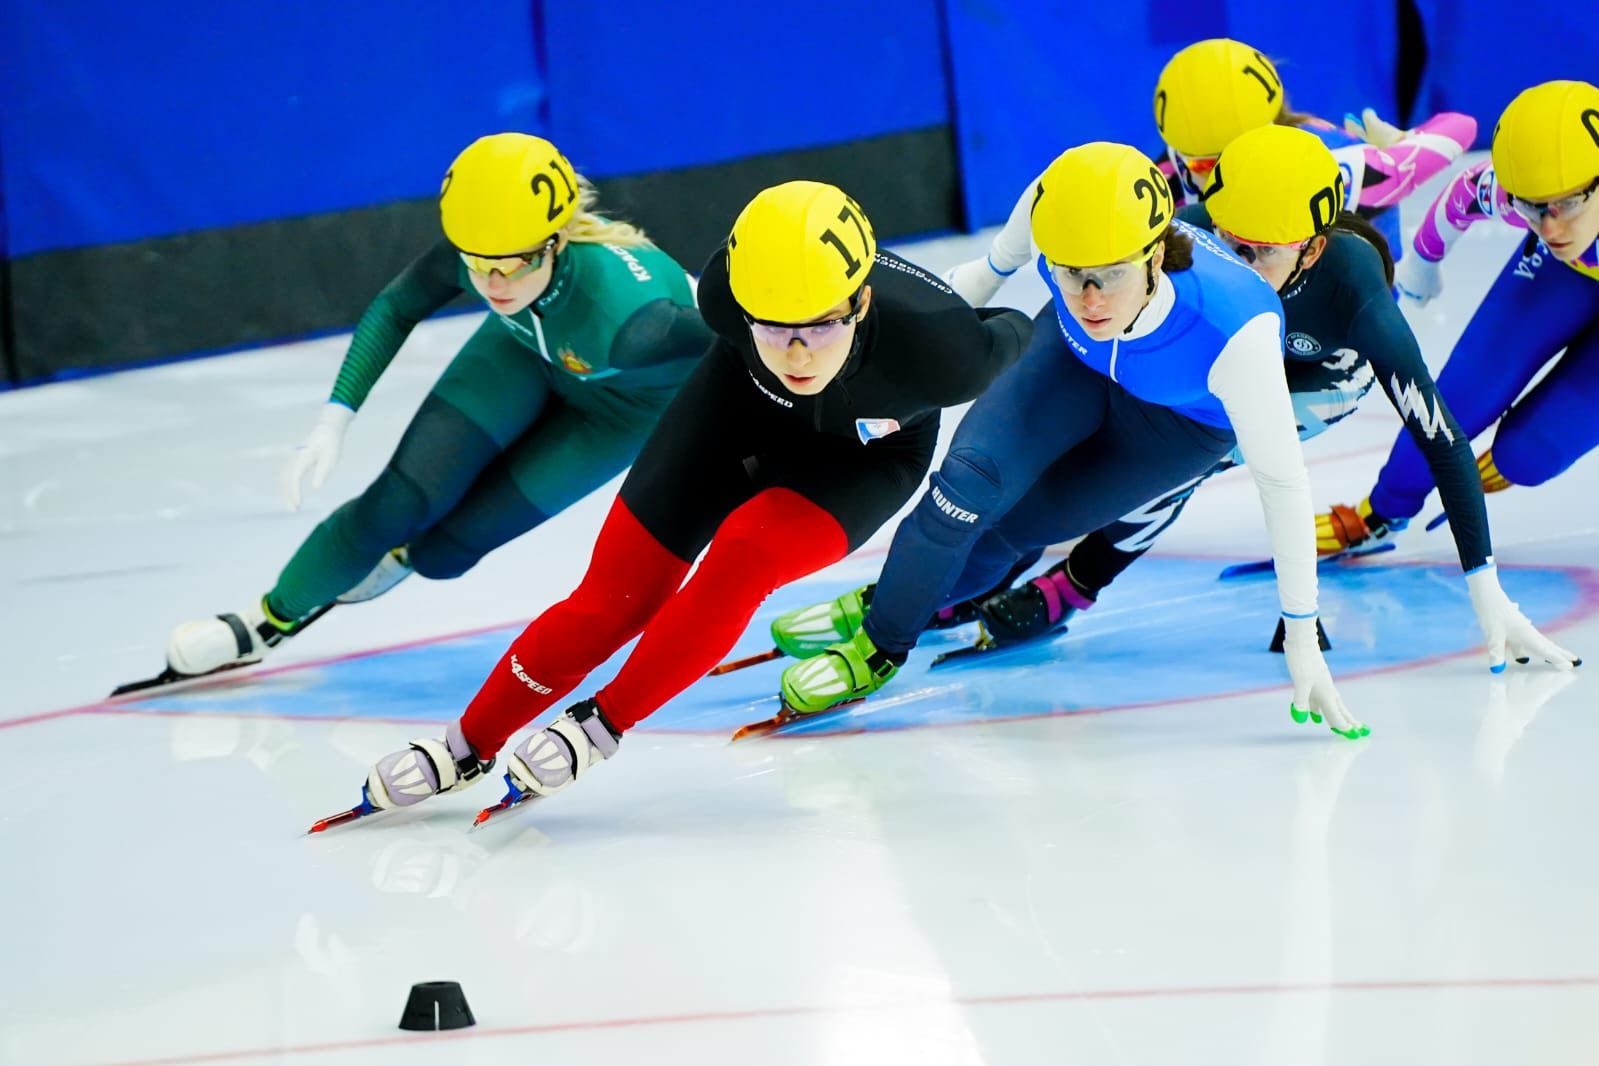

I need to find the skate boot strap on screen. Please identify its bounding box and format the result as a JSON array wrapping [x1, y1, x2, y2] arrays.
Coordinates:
[[928, 599, 981, 630], [216, 614, 258, 658], [568, 700, 622, 759], [212, 611, 293, 655], [1030, 570, 1095, 625]]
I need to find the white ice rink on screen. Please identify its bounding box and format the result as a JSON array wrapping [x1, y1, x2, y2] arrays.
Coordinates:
[[4, 180, 1598, 1064]]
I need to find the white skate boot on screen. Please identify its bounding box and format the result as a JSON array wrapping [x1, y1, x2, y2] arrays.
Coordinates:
[[337, 546, 414, 604], [308, 720, 496, 832], [367, 720, 495, 810], [165, 597, 300, 678], [474, 700, 620, 825]]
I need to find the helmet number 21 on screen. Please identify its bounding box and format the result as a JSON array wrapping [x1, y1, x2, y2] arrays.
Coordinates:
[[530, 161, 579, 223]]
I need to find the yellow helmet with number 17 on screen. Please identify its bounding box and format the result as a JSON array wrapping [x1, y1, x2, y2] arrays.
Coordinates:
[[728, 181, 878, 323]]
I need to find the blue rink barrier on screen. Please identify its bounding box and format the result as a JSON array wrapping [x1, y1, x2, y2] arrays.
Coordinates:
[[114, 558, 1595, 735]]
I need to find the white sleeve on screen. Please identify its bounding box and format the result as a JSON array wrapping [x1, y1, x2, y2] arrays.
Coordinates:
[[943, 178, 1039, 306], [1205, 311, 1319, 618]]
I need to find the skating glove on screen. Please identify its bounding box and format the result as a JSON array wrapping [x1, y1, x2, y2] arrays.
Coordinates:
[[943, 256, 1010, 308], [1342, 107, 1407, 148], [1394, 253, 1444, 306], [1465, 565, 1582, 674], [283, 401, 355, 511], [1316, 497, 1406, 555], [1283, 616, 1367, 738]]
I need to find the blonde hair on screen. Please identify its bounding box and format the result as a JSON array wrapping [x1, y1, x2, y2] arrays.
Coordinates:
[[564, 175, 652, 247]]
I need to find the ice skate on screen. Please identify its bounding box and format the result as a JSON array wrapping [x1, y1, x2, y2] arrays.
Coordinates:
[[767, 626, 899, 729], [337, 546, 414, 604], [979, 567, 1086, 644], [113, 598, 329, 696], [769, 584, 873, 659], [474, 700, 620, 825], [308, 720, 494, 833], [714, 584, 979, 676]]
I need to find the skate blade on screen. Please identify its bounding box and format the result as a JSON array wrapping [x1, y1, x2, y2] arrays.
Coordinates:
[[306, 789, 380, 834], [109, 660, 255, 698], [471, 778, 535, 829], [929, 627, 1066, 670], [1218, 541, 1397, 580], [730, 697, 864, 742], [708, 647, 784, 676], [113, 604, 339, 698]]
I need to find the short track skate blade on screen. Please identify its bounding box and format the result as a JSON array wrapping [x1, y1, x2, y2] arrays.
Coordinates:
[[1424, 512, 1449, 532], [730, 698, 864, 742], [1218, 540, 1397, 580], [929, 626, 1067, 670], [306, 790, 380, 834], [111, 604, 337, 698], [708, 647, 784, 676], [109, 660, 252, 697], [472, 779, 534, 828]]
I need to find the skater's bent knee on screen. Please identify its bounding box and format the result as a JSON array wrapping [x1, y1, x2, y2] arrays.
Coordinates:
[[347, 466, 440, 545]]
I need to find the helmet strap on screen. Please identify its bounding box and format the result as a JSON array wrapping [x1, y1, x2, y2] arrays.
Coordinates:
[[1279, 241, 1316, 293]]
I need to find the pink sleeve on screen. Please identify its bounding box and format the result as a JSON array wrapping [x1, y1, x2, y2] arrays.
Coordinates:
[[1411, 158, 1528, 262], [1355, 112, 1477, 209]]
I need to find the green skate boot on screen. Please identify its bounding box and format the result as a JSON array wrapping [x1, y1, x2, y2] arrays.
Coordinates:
[[779, 626, 901, 716], [769, 584, 873, 659]]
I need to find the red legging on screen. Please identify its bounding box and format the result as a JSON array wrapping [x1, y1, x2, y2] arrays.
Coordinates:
[[460, 488, 849, 754]]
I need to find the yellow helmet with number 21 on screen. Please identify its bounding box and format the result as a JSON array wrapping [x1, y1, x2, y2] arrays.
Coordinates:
[[439, 133, 581, 257]]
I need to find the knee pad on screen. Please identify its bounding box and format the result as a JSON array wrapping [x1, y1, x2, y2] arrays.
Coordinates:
[[918, 448, 1005, 542], [407, 527, 480, 580], [346, 465, 437, 551]]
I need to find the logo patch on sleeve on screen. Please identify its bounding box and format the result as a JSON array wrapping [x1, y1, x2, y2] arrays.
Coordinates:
[[856, 417, 902, 444]]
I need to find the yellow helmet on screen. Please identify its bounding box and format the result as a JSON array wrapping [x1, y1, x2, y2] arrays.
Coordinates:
[[1202, 124, 1345, 244], [728, 180, 877, 322], [1490, 80, 1599, 200], [438, 133, 580, 256], [1030, 142, 1172, 267], [1154, 38, 1285, 158]]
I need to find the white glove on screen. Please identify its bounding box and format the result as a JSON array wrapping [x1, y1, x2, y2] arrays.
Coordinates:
[[282, 402, 355, 511], [1343, 107, 1407, 148], [1393, 253, 1444, 306], [1465, 565, 1582, 673], [943, 256, 1009, 308], [1282, 616, 1369, 739]]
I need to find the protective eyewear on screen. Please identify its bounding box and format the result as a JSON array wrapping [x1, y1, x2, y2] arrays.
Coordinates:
[[459, 236, 558, 280], [1214, 227, 1310, 265], [1179, 152, 1218, 178], [1049, 247, 1157, 295], [746, 290, 863, 347], [1508, 178, 1599, 226]]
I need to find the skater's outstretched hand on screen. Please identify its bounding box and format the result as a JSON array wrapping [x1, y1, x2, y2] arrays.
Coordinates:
[[1467, 566, 1582, 673], [283, 402, 355, 511], [1342, 107, 1407, 148], [1283, 616, 1369, 739], [1394, 253, 1444, 306]]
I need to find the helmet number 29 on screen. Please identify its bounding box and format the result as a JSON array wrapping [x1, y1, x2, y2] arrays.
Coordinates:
[[1132, 166, 1173, 229], [819, 202, 872, 280], [529, 160, 579, 224]]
